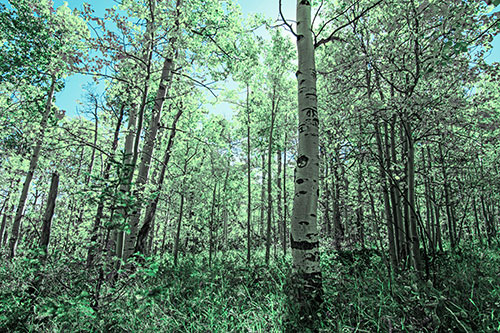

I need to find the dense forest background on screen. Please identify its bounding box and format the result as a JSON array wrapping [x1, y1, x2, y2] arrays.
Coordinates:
[[1, 0, 500, 331]]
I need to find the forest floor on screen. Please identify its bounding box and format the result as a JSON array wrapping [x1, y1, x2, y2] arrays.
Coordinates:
[[1, 242, 499, 332]]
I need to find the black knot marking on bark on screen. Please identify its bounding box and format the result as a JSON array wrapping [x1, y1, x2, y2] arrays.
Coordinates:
[[291, 234, 319, 251], [306, 233, 317, 239], [295, 190, 307, 197], [304, 252, 320, 263], [297, 178, 304, 184], [305, 108, 318, 118], [311, 118, 319, 127], [299, 0, 311, 5], [297, 155, 309, 168], [298, 124, 308, 133]]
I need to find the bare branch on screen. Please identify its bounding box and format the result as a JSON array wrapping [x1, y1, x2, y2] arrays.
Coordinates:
[[315, 0, 361, 39], [312, 0, 325, 30], [279, 0, 298, 38], [314, 0, 384, 49]]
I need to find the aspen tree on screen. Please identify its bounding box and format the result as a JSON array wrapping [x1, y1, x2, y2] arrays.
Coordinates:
[[9, 77, 56, 259], [290, 0, 323, 317], [124, 0, 181, 260]]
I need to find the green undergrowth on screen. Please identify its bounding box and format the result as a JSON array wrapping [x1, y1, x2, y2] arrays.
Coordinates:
[[0, 243, 499, 332]]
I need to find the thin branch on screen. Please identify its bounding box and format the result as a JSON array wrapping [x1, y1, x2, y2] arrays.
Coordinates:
[[315, 0, 361, 39], [172, 71, 218, 98], [58, 126, 113, 159], [468, 17, 500, 45], [190, 29, 235, 60], [279, 0, 298, 38], [314, 0, 384, 49], [312, 0, 325, 29]]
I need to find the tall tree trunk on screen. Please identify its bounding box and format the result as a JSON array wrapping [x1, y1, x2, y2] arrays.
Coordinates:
[[422, 148, 431, 249], [160, 199, 171, 254], [406, 118, 422, 273], [135, 108, 182, 254], [125, 55, 177, 260], [321, 147, 331, 237], [472, 196, 482, 244], [390, 115, 404, 261], [116, 2, 156, 261], [124, 0, 181, 260], [283, 131, 288, 256], [0, 208, 8, 248], [422, 147, 434, 254], [401, 125, 411, 266], [173, 193, 185, 266], [1, 202, 14, 248], [221, 166, 230, 251], [357, 125, 365, 248], [209, 183, 217, 267], [246, 84, 252, 265], [480, 194, 492, 244], [260, 153, 266, 241], [291, 0, 322, 319], [72, 103, 101, 242], [331, 149, 343, 249], [424, 146, 436, 254], [277, 150, 283, 248], [63, 147, 85, 253], [439, 143, 455, 249], [265, 97, 276, 265], [9, 77, 56, 259], [374, 120, 397, 268], [40, 172, 59, 259], [385, 123, 399, 263], [340, 154, 349, 241], [115, 104, 138, 266], [87, 104, 125, 268], [0, 179, 16, 249]]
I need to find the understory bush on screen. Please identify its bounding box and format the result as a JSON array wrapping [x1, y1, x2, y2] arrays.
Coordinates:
[[0, 243, 499, 332]]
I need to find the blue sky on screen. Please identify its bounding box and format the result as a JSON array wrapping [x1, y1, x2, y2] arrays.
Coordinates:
[[50, 0, 295, 117], [3, 0, 500, 116]]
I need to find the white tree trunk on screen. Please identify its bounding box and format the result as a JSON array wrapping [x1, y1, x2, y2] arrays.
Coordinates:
[[291, 0, 322, 317]]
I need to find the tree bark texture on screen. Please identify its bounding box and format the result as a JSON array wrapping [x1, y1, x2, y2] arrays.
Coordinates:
[[291, 0, 322, 319]]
